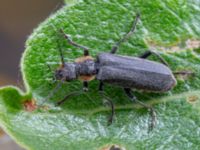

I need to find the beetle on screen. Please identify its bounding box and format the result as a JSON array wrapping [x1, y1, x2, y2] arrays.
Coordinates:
[[49, 14, 177, 130]]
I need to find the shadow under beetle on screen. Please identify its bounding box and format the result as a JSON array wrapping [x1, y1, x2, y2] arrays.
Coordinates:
[[50, 14, 178, 131]]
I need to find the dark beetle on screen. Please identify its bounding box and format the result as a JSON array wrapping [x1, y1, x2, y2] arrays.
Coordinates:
[[51, 14, 177, 130]]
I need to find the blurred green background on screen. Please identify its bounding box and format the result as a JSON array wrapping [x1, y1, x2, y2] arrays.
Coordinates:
[[0, 0, 61, 149]]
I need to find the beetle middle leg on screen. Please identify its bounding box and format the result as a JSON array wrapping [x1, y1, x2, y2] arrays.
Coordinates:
[[110, 13, 140, 54], [99, 81, 115, 125], [124, 88, 156, 131], [101, 93, 115, 126], [60, 29, 90, 56], [83, 81, 89, 92]]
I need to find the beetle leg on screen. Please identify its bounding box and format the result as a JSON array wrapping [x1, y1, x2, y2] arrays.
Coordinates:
[[98, 81, 104, 91], [173, 71, 195, 76], [60, 29, 90, 56], [83, 81, 89, 92], [99, 81, 115, 125], [103, 96, 115, 126], [139, 50, 169, 66], [99, 91, 115, 126], [124, 88, 157, 131], [110, 13, 140, 54], [55, 82, 89, 106], [55, 90, 83, 106]]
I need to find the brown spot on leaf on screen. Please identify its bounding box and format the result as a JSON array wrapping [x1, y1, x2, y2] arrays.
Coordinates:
[[100, 145, 126, 150], [23, 99, 37, 112], [147, 39, 200, 52], [186, 39, 200, 49], [40, 105, 50, 111], [187, 95, 198, 103]]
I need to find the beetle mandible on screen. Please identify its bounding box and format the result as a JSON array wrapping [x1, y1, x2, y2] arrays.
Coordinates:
[[50, 14, 177, 130]]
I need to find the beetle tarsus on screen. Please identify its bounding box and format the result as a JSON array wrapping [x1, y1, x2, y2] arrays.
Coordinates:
[[173, 71, 195, 76], [124, 88, 156, 131]]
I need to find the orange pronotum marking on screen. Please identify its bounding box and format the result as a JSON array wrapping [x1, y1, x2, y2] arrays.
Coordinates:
[[78, 75, 96, 81], [75, 55, 96, 81], [75, 55, 94, 63]]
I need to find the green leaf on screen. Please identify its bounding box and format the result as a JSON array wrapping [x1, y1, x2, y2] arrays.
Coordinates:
[[1, 1, 200, 149]]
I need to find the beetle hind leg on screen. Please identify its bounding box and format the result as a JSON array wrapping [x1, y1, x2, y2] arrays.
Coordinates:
[[139, 50, 169, 66], [124, 88, 157, 132], [173, 71, 195, 77], [140, 51, 195, 78]]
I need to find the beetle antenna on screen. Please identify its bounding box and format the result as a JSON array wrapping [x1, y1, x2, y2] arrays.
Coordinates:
[[50, 24, 66, 66], [58, 42, 66, 66], [60, 29, 90, 56], [46, 64, 57, 83], [56, 32, 66, 66], [111, 13, 140, 54]]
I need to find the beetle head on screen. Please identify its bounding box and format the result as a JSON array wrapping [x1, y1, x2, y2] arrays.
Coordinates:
[[55, 63, 77, 81]]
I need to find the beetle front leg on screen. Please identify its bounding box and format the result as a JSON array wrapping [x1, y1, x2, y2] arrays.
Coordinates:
[[124, 88, 157, 132], [55, 90, 83, 106], [55, 81, 89, 106]]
